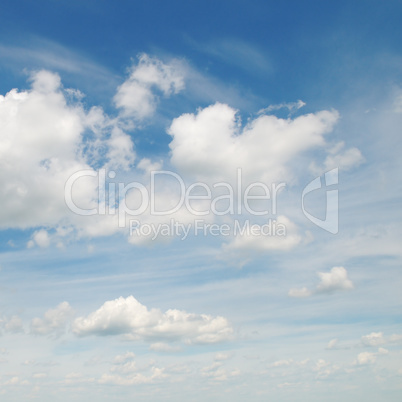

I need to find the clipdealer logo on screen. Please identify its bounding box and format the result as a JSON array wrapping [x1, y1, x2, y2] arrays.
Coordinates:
[[64, 168, 339, 235]]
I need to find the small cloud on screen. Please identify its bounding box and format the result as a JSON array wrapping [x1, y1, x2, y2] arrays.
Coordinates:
[[4, 376, 19, 386], [258, 100, 306, 115], [28, 229, 51, 249], [214, 352, 234, 361], [288, 287, 312, 298], [32, 373, 47, 379], [289, 267, 354, 298], [272, 359, 293, 367], [326, 338, 339, 350], [149, 343, 181, 353], [355, 352, 376, 365], [310, 141, 364, 174], [316, 266, 354, 294], [361, 332, 385, 347], [4, 315, 24, 333], [30, 302, 74, 336], [378, 347, 389, 355], [114, 54, 184, 120]]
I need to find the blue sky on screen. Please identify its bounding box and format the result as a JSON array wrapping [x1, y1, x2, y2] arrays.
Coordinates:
[[0, 1, 402, 401]]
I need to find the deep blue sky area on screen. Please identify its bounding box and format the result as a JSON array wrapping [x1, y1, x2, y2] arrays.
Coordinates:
[[1, 0, 402, 106]]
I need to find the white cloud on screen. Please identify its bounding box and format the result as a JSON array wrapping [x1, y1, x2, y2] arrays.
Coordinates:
[[355, 352, 376, 365], [168, 102, 339, 184], [114, 54, 184, 120], [72, 296, 233, 344], [113, 352, 136, 365], [110, 353, 138, 375], [149, 342, 181, 353], [201, 361, 240, 382], [272, 359, 293, 367], [258, 100, 306, 115], [30, 229, 50, 248], [316, 266, 354, 293], [0, 69, 135, 234], [30, 302, 74, 336], [288, 287, 312, 298], [214, 352, 234, 361], [311, 141, 364, 174], [4, 376, 19, 386], [3, 316, 24, 333], [326, 338, 339, 350], [361, 332, 385, 347], [289, 266, 354, 298]]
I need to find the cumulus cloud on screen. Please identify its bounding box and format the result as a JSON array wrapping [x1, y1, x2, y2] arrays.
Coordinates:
[[0, 69, 135, 233], [30, 302, 74, 336], [289, 266, 354, 298], [169, 102, 339, 184], [114, 54, 185, 119], [28, 229, 50, 248], [316, 266, 354, 293], [361, 332, 385, 347], [72, 296, 233, 344], [355, 352, 376, 365]]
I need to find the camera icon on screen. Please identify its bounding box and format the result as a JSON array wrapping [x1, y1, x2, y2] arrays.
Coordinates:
[[301, 168, 338, 234]]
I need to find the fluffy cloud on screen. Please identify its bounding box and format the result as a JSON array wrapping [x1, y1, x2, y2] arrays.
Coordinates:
[[114, 54, 185, 119], [27, 229, 50, 248], [168, 102, 339, 184], [0, 69, 135, 233], [72, 296, 233, 344], [316, 266, 354, 293], [289, 266, 354, 297], [361, 332, 385, 347], [326, 338, 339, 350], [30, 301, 74, 336], [355, 352, 376, 365]]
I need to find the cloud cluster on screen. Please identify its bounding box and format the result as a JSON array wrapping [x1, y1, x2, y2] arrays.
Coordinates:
[[100, 355, 167, 386], [0, 69, 134, 232], [72, 296, 233, 344], [0, 52, 364, 253], [289, 266, 354, 298]]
